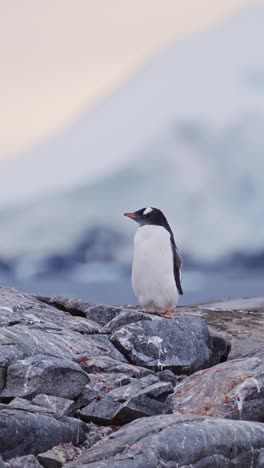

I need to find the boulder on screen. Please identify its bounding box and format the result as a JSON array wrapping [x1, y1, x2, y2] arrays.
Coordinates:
[[8, 397, 55, 415], [7, 455, 42, 468], [65, 413, 264, 468], [78, 355, 153, 378], [175, 297, 264, 359], [37, 426, 114, 468], [1, 354, 89, 399], [105, 309, 152, 333], [111, 316, 229, 374], [169, 355, 264, 421], [79, 377, 173, 425], [32, 394, 76, 416], [0, 409, 86, 461]]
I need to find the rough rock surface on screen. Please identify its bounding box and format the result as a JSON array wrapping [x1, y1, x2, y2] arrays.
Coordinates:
[[169, 355, 264, 421], [0, 409, 86, 461], [111, 316, 228, 374], [1, 354, 89, 399], [66, 413, 264, 468], [175, 297, 264, 359], [7, 454, 42, 467], [0, 287, 263, 467], [32, 394, 76, 416], [79, 376, 173, 425]]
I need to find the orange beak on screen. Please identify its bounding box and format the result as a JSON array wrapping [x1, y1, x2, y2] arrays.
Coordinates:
[[124, 212, 136, 218]]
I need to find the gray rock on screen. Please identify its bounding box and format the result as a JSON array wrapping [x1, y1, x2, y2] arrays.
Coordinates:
[[0, 324, 125, 366], [0, 289, 125, 371], [75, 384, 100, 410], [37, 445, 83, 468], [169, 355, 264, 421], [0, 361, 6, 392], [36, 296, 134, 329], [1, 354, 89, 399], [210, 334, 231, 365], [84, 305, 125, 327], [105, 309, 152, 333], [75, 372, 143, 411], [256, 449, 264, 468], [88, 372, 133, 391], [175, 297, 264, 359], [7, 454, 42, 467], [1, 290, 106, 335], [78, 355, 153, 378], [0, 456, 6, 468], [32, 394, 76, 416], [8, 397, 55, 415], [79, 377, 172, 425], [79, 395, 121, 424], [157, 369, 178, 385], [111, 317, 227, 374], [37, 426, 115, 468], [0, 409, 86, 461], [108, 374, 158, 401], [65, 413, 264, 468]]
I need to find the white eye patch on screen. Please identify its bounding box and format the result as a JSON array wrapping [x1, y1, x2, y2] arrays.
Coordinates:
[[143, 207, 153, 215]]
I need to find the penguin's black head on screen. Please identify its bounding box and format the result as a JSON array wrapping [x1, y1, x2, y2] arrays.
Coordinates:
[[124, 207, 170, 229]]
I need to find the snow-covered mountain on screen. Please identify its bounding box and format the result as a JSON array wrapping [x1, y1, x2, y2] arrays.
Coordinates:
[[0, 5, 264, 265], [1, 113, 264, 262]]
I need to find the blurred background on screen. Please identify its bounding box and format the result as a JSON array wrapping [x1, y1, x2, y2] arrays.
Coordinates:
[[0, 0, 263, 305]]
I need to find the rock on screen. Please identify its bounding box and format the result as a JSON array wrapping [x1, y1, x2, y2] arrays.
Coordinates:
[[78, 355, 153, 378], [175, 297, 264, 359], [79, 395, 121, 425], [0, 289, 123, 369], [0, 360, 7, 392], [210, 334, 231, 365], [79, 377, 172, 425], [37, 426, 115, 468], [169, 356, 264, 421], [80, 334, 128, 363], [37, 445, 83, 468], [111, 316, 229, 374], [32, 394, 76, 416], [0, 456, 6, 468], [2, 290, 106, 335], [0, 409, 86, 461], [1, 287, 264, 466], [7, 454, 42, 467], [88, 372, 133, 392], [1, 354, 89, 400], [257, 449, 264, 468], [75, 384, 101, 410], [84, 305, 125, 327], [35, 295, 125, 328], [65, 413, 264, 467], [105, 309, 152, 333], [8, 397, 55, 415], [157, 369, 179, 385]]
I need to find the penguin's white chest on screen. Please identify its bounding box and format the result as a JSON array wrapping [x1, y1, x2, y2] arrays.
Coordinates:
[[132, 225, 178, 312]]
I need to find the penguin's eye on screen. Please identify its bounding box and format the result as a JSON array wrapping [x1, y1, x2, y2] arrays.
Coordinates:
[[143, 207, 152, 216]]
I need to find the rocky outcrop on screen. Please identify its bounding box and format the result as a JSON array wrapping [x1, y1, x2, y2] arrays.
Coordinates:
[[0, 409, 86, 461], [65, 414, 264, 468], [0, 287, 263, 467], [169, 353, 264, 421], [111, 316, 229, 374]]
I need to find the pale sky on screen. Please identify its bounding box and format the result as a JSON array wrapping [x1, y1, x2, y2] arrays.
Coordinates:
[[0, 0, 258, 160]]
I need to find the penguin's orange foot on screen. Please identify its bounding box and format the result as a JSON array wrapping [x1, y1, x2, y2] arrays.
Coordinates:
[[162, 310, 173, 319]]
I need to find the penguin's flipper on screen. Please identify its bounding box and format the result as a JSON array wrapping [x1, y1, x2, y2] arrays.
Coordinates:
[[173, 249, 183, 295]]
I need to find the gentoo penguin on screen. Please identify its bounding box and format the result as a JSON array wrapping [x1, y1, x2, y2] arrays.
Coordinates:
[[124, 207, 183, 318]]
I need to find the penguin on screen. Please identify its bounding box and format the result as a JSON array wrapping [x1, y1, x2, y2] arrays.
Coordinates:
[[124, 207, 183, 318]]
